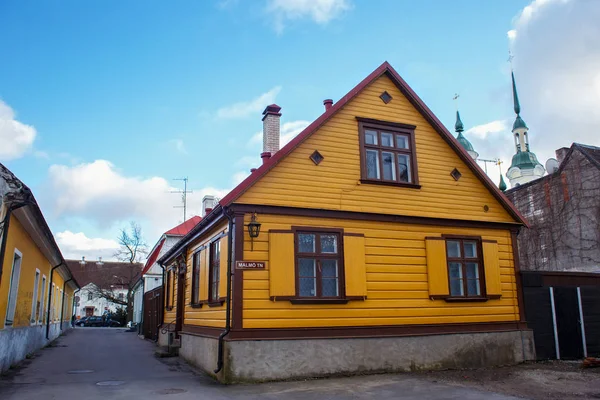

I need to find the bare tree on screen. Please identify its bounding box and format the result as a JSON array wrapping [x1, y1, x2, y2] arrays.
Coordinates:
[[114, 221, 147, 263]]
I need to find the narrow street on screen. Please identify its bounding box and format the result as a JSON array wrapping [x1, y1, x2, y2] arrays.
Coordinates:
[[0, 328, 520, 400]]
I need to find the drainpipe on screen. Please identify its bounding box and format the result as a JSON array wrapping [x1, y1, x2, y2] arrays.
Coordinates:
[[214, 208, 234, 374], [0, 202, 29, 285], [60, 278, 73, 330], [46, 262, 63, 339]]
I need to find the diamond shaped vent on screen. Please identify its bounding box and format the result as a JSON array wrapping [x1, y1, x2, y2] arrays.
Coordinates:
[[380, 91, 392, 104], [310, 150, 324, 165], [450, 168, 462, 181]]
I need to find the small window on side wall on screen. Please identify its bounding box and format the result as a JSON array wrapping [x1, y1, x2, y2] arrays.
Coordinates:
[[358, 118, 419, 187], [446, 238, 485, 298]]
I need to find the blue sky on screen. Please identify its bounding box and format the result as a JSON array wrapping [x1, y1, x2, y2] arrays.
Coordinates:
[[1, 0, 598, 259]]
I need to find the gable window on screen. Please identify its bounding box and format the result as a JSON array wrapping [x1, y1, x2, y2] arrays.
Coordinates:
[[357, 118, 419, 187], [295, 231, 342, 299], [191, 251, 201, 305], [88, 292, 93, 301], [446, 238, 485, 298], [208, 240, 220, 303]]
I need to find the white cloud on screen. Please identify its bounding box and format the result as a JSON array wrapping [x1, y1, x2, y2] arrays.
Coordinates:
[[55, 230, 120, 260], [465, 120, 508, 140], [266, 0, 352, 32], [0, 99, 37, 161], [170, 139, 187, 154], [232, 171, 250, 186], [506, 0, 600, 166], [45, 160, 230, 240], [216, 86, 281, 119]]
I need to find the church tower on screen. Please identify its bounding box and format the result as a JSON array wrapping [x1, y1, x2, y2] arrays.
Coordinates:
[[454, 110, 478, 160], [505, 71, 545, 187]]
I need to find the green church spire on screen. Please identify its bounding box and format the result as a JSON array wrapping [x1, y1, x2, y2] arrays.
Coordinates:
[[455, 110, 464, 133], [499, 174, 507, 192], [511, 71, 528, 131]]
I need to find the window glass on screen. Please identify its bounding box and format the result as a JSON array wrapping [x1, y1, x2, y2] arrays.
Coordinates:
[[366, 150, 380, 179], [381, 132, 394, 147], [464, 241, 477, 258], [365, 130, 378, 145], [447, 241, 461, 258], [298, 258, 316, 297], [397, 154, 411, 183], [396, 135, 409, 149], [449, 262, 464, 296], [466, 262, 480, 296], [298, 234, 316, 253], [320, 235, 338, 254], [321, 260, 339, 297], [382, 152, 396, 180]]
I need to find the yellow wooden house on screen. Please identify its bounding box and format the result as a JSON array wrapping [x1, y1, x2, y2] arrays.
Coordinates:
[[158, 62, 534, 382], [0, 163, 79, 373]]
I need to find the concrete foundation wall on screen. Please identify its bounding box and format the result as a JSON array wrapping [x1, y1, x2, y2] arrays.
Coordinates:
[[224, 330, 535, 382], [0, 322, 71, 373], [178, 334, 220, 379]]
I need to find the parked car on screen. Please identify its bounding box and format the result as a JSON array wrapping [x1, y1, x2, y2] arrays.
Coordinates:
[[75, 317, 89, 326], [83, 316, 122, 327]]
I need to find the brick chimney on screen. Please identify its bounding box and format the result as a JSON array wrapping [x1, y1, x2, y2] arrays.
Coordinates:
[[202, 195, 217, 217], [323, 99, 333, 111], [555, 147, 570, 164], [262, 104, 281, 160]]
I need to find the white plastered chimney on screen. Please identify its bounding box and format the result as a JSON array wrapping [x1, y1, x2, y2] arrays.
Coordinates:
[[202, 195, 217, 217]]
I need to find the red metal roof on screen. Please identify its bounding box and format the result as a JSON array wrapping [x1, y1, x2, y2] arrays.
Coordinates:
[[164, 215, 202, 236], [219, 61, 527, 227]]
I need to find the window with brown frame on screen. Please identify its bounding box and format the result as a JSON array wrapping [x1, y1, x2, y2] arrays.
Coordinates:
[[208, 240, 220, 303], [295, 231, 342, 299], [445, 238, 485, 298], [357, 118, 419, 187], [165, 269, 175, 309], [191, 251, 201, 305]]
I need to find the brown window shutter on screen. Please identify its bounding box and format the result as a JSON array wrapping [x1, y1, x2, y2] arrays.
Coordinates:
[[218, 236, 228, 298], [483, 241, 502, 297], [343, 235, 367, 298], [269, 231, 296, 298], [425, 237, 449, 297]]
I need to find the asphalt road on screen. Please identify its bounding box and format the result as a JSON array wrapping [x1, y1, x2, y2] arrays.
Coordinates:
[[0, 327, 521, 399]]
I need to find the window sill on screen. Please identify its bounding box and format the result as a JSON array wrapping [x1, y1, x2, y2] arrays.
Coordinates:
[[190, 303, 203, 309], [269, 296, 366, 304], [207, 297, 226, 307], [360, 179, 421, 189], [165, 307, 174, 311], [430, 295, 500, 302]]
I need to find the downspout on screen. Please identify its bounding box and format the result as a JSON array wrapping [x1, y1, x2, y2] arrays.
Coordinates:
[[46, 263, 63, 339], [60, 278, 73, 330], [0, 202, 29, 285], [214, 208, 234, 374]]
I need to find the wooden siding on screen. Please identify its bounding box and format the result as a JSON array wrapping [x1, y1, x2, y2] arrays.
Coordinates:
[[181, 221, 228, 328], [0, 214, 73, 328], [241, 213, 519, 329], [236, 74, 514, 224]]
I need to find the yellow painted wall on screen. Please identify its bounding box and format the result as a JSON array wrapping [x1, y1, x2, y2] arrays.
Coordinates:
[[236, 74, 514, 224], [241, 213, 519, 329], [183, 221, 228, 328], [0, 214, 72, 329]]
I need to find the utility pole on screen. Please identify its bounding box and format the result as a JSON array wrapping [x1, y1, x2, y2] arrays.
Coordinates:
[[172, 178, 192, 222]]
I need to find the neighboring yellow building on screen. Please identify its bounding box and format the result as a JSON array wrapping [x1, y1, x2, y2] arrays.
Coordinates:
[[0, 163, 79, 373], [158, 62, 535, 382]]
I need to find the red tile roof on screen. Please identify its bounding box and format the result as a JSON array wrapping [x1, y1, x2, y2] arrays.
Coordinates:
[[164, 215, 202, 236], [219, 61, 527, 227]]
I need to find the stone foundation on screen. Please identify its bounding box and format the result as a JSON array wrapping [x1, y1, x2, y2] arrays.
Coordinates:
[[175, 329, 535, 383], [0, 322, 71, 373]]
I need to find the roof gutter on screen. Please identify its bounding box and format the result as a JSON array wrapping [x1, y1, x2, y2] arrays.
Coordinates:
[[214, 207, 234, 374]]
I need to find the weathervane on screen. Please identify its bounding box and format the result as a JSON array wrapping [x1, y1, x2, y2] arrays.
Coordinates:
[[452, 93, 460, 110], [508, 50, 514, 69]]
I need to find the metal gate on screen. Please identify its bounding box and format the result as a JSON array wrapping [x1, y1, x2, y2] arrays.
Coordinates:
[[143, 287, 163, 341], [522, 271, 600, 360]]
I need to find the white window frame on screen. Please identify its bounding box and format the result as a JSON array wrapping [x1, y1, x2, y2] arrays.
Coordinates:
[[5, 248, 23, 327], [31, 269, 41, 325], [40, 275, 47, 324], [50, 283, 56, 321]]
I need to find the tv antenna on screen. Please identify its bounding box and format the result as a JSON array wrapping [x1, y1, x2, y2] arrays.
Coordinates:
[[478, 158, 500, 175], [172, 177, 192, 221]]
